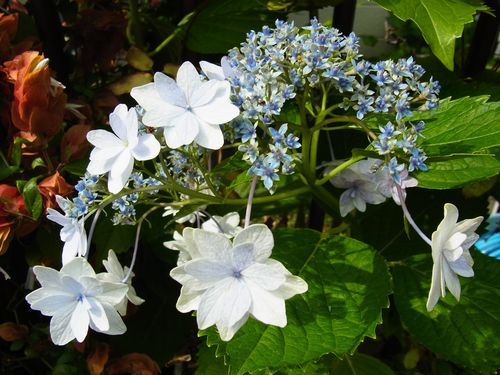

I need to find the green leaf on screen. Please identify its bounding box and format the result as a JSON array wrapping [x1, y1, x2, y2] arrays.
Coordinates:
[[372, 0, 488, 70], [92, 215, 135, 259], [415, 155, 500, 189], [203, 229, 391, 375], [392, 252, 500, 372], [22, 177, 43, 220], [186, 0, 276, 54], [63, 158, 88, 176], [197, 340, 229, 375], [413, 96, 500, 155], [329, 353, 395, 375], [30, 157, 46, 170]]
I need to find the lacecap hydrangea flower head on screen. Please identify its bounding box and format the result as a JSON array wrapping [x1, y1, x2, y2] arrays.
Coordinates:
[[170, 224, 308, 341]]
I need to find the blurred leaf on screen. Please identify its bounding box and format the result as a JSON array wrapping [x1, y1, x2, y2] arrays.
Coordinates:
[[0, 322, 29, 342], [330, 353, 395, 375], [392, 252, 500, 372], [105, 353, 160, 375], [202, 229, 391, 374], [64, 158, 89, 176], [197, 341, 228, 375], [92, 215, 135, 260], [30, 157, 46, 169], [415, 155, 500, 189], [186, 0, 276, 54], [22, 177, 43, 220], [108, 72, 152, 96], [127, 46, 153, 71], [373, 0, 488, 70]]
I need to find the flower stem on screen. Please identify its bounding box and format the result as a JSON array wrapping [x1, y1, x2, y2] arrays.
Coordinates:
[[122, 206, 159, 283], [85, 208, 102, 257], [396, 185, 432, 246], [244, 176, 258, 228], [315, 155, 365, 186]]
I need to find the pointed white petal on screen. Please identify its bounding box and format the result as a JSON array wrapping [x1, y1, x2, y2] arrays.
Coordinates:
[[109, 104, 130, 140], [103, 250, 124, 278], [176, 61, 202, 99], [426, 258, 442, 311], [162, 112, 199, 149], [217, 313, 249, 341], [193, 230, 232, 260], [231, 243, 255, 271], [242, 262, 286, 291], [274, 275, 308, 299], [50, 302, 78, 345], [70, 300, 90, 342], [194, 122, 224, 150], [246, 280, 287, 327], [176, 286, 203, 313], [32, 266, 63, 287], [192, 82, 239, 124], [90, 303, 126, 335], [448, 256, 474, 277], [130, 82, 165, 111], [184, 259, 232, 285], [442, 260, 461, 301], [86, 156, 117, 175], [87, 129, 122, 149], [46, 209, 71, 227], [61, 257, 96, 278], [200, 61, 225, 81], [154, 72, 186, 107], [87, 297, 109, 332]]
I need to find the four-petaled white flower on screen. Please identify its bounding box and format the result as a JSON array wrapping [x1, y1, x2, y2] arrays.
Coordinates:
[[329, 159, 387, 217], [170, 224, 308, 341], [25, 257, 128, 345], [47, 200, 87, 266], [97, 250, 145, 316], [130, 61, 239, 150], [426, 203, 483, 311], [86, 104, 161, 194]]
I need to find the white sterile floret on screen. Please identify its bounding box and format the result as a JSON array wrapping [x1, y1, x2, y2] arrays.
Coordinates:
[[86, 104, 161, 194], [47, 201, 87, 266], [25, 257, 128, 345], [201, 212, 242, 238], [130, 61, 239, 150], [376, 167, 418, 205], [164, 228, 200, 266], [97, 250, 145, 316], [170, 224, 308, 341], [329, 159, 387, 217], [426, 203, 483, 311]]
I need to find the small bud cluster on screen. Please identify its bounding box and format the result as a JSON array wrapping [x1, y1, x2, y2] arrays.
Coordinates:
[[63, 174, 100, 218]]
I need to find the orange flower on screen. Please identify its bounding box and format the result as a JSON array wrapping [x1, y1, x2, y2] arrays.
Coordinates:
[[0, 184, 26, 254], [3, 51, 67, 139], [38, 171, 73, 211], [60, 124, 92, 163]]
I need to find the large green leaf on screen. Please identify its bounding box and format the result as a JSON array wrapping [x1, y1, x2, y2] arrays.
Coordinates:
[[373, 0, 487, 70], [415, 155, 500, 189], [201, 229, 391, 375], [186, 0, 276, 54], [413, 96, 500, 156], [392, 252, 500, 372]]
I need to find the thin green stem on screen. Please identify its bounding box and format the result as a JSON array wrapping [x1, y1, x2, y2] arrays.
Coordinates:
[[316, 155, 366, 186], [149, 12, 195, 57]]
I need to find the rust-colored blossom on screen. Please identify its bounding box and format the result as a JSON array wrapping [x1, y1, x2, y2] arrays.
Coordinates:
[[3, 51, 67, 139], [0, 184, 26, 254], [37, 172, 73, 211], [0, 322, 29, 341], [105, 353, 161, 375], [0, 13, 18, 60], [60, 124, 92, 163], [87, 342, 110, 375]]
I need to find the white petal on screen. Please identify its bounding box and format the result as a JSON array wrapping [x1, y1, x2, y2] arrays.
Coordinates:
[[442, 260, 461, 301], [200, 61, 225, 81], [231, 243, 255, 271], [176, 61, 203, 99], [86, 278, 128, 306], [86, 155, 118, 175], [130, 82, 166, 111], [274, 275, 308, 299], [163, 112, 199, 149], [193, 229, 232, 260], [194, 122, 224, 150], [444, 232, 466, 257], [28, 290, 74, 315], [242, 262, 286, 291], [46, 209, 71, 227], [184, 259, 232, 285], [90, 303, 126, 335], [143, 104, 187, 129], [192, 81, 239, 124], [448, 256, 474, 277], [108, 150, 134, 193], [176, 285, 203, 313], [246, 280, 287, 327], [455, 216, 484, 236], [87, 129, 122, 149], [70, 299, 90, 342], [426, 257, 441, 311], [339, 190, 356, 217], [127, 285, 145, 306], [50, 302, 78, 345], [217, 313, 249, 341], [103, 250, 124, 278], [189, 80, 219, 108], [436, 203, 459, 239], [233, 224, 273, 262], [154, 72, 186, 107], [109, 104, 130, 140], [32, 266, 63, 287], [61, 257, 96, 278], [87, 297, 109, 332], [131, 133, 161, 161], [197, 278, 251, 329]]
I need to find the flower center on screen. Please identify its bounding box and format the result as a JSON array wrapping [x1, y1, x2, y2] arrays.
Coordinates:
[[233, 270, 242, 279]]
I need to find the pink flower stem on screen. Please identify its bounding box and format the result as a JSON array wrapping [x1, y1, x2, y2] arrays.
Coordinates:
[[396, 184, 432, 246]]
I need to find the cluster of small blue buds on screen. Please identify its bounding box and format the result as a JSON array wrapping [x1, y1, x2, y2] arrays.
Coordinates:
[[339, 57, 440, 120], [373, 120, 428, 178], [244, 124, 301, 192], [167, 148, 206, 190], [59, 174, 100, 219], [131, 172, 162, 194], [112, 193, 138, 225]]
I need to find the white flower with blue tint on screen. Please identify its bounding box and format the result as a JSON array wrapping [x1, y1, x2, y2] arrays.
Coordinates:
[[170, 224, 308, 341], [131, 61, 239, 150], [426, 204, 483, 311], [25, 257, 128, 345], [86, 104, 161, 194]]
